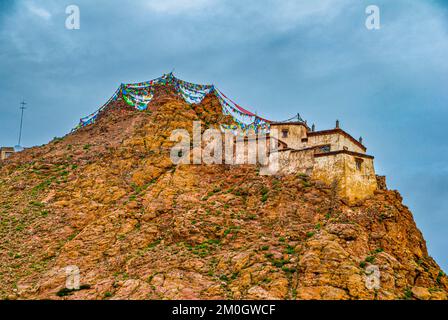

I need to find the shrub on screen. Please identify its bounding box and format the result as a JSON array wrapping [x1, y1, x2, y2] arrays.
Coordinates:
[[297, 173, 308, 179], [403, 288, 413, 300], [272, 259, 289, 268], [30, 201, 45, 207], [262, 278, 272, 284], [261, 194, 268, 203], [260, 187, 269, 195], [219, 275, 229, 282], [306, 232, 315, 238], [33, 181, 51, 192], [282, 266, 297, 273], [302, 180, 312, 187], [246, 214, 257, 220], [285, 245, 295, 254], [147, 240, 161, 249]]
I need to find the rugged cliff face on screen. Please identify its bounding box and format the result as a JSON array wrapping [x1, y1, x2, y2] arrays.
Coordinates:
[[0, 87, 446, 300]]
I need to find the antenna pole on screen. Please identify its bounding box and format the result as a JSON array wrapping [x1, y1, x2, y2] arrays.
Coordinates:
[[18, 100, 27, 146]]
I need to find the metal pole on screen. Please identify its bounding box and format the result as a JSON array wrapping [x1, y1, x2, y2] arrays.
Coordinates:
[[18, 100, 26, 146]]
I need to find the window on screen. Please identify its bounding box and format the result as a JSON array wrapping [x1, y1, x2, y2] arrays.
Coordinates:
[[301, 138, 308, 143], [282, 129, 289, 138], [343, 146, 348, 151], [355, 158, 363, 170], [319, 145, 331, 153]]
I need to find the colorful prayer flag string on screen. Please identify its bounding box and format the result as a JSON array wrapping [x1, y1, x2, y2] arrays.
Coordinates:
[[72, 73, 272, 133]]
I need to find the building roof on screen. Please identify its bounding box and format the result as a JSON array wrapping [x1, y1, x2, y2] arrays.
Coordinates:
[[307, 128, 366, 152], [0, 147, 14, 152]]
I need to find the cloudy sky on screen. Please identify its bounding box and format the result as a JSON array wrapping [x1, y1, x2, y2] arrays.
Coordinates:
[[0, 0, 447, 270]]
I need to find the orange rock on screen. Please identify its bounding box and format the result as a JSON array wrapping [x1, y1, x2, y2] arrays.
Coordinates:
[[411, 286, 431, 300], [0, 84, 446, 300]]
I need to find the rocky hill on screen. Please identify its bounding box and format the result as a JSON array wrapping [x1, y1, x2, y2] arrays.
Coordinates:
[[0, 85, 447, 300]]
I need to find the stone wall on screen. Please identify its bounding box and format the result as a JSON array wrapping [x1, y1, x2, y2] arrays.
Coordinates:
[[0, 148, 14, 161], [259, 148, 314, 176], [307, 131, 365, 154], [313, 152, 377, 202], [270, 124, 308, 149]]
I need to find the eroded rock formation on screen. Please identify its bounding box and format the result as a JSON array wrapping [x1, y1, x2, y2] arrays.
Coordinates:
[[0, 87, 446, 300]]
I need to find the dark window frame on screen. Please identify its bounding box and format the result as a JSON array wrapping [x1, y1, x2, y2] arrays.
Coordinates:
[[355, 158, 363, 170]]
